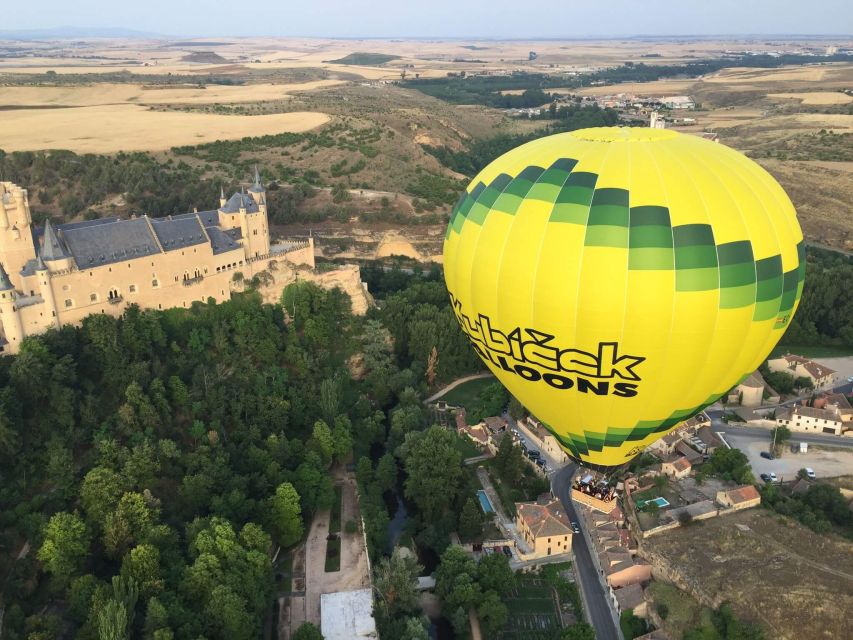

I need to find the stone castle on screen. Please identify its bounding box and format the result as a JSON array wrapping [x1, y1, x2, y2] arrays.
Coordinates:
[[0, 169, 322, 354]]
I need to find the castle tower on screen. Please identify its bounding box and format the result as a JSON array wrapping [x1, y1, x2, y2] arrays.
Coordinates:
[[0, 183, 37, 288], [243, 168, 270, 259], [220, 185, 227, 208], [35, 255, 60, 329], [0, 262, 24, 353]]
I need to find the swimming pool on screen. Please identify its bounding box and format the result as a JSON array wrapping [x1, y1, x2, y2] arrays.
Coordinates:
[[477, 489, 494, 513], [637, 496, 670, 509]]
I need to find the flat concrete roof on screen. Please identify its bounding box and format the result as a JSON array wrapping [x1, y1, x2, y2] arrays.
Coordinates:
[[320, 588, 378, 640]]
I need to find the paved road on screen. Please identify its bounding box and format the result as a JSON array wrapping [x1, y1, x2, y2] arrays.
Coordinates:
[[551, 465, 620, 640], [713, 423, 853, 450]]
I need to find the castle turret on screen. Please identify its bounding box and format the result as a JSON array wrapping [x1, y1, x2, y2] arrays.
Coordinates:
[[220, 185, 227, 208], [0, 183, 37, 288], [0, 262, 24, 353], [36, 255, 60, 329]]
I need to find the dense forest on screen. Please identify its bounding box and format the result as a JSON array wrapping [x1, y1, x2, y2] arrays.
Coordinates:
[[0, 264, 487, 639], [779, 247, 853, 347]]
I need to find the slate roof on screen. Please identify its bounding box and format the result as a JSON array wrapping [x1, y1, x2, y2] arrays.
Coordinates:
[[779, 405, 843, 423], [149, 215, 207, 252], [516, 498, 572, 539], [41, 219, 68, 260], [0, 262, 12, 290], [248, 166, 265, 193], [739, 370, 766, 389], [58, 217, 161, 267], [194, 210, 221, 227], [220, 191, 259, 214], [206, 226, 241, 255], [777, 354, 836, 379]]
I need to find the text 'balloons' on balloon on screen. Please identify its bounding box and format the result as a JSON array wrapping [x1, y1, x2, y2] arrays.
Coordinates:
[[443, 127, 804, 468]]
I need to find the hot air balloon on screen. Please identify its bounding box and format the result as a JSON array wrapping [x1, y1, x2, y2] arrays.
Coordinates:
[[443, 127, 804, 469]]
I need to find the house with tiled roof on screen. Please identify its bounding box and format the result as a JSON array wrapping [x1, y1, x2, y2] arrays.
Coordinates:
[[768, 354, 836, 389], [716, 485, 761, 511], [524, 416, 569, 463], [661, 456, 692, 479], [732, 370, 780, 407], [675, 441, 703, 465], [514, 495, 573, 558], [776, 405, 845, 436], [816, 393, 853, 424], [613, 582, 647, 617]]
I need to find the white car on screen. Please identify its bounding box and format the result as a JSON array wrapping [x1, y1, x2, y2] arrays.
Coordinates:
[[847, 376, 853, 383], [769, 472, 778, 482], [805, 468, 816, 479]]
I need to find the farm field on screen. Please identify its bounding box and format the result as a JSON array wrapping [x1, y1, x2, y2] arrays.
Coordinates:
[[0, 104, 330, 152], [500, 578, 561, 640], [642, 508, 853, 640]]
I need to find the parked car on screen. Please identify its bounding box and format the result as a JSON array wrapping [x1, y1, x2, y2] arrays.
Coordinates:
[[502, 546, 512, 557], [769, 472, 778, 482], [527, 450, 541, 459], [571, 521, 581, 534], [760, 451, 774, 460], [760, 473, 771, 483], [847, 376, 853, 382], [805, 467, 816, 479]]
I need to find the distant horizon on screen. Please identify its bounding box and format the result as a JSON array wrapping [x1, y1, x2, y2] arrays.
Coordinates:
[[1, 26, 851, 41], [3, 1, 852, 40]]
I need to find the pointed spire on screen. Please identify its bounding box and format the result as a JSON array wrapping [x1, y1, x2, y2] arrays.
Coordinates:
[[220, 184, 225, 200], [36, 253, 47, 271], [42, 219, 67, 261], [0, 262, 12, 291]]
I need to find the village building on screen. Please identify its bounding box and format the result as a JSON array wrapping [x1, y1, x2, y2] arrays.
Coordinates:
[[814, 393, 853, 424], [0, 173, 318, 354], [731, 370, 780, 407], [514, 495, 573, 558], [716, 485, 761, 511], [767, 353, 836, 389], [661, 456, 692, 479], [613, 582, 648, 618], [524, 416, 569, 463], [775, 405, 846, 436]]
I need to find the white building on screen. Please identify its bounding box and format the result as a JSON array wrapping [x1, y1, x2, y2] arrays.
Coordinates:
[[776, 405, 845, 436], [320, 589, 378, 640], [660, 95, 695, 109], [767, 354, 836, 389]]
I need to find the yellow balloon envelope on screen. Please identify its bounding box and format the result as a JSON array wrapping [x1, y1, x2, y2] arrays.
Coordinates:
[[443, 128, 804, 468]]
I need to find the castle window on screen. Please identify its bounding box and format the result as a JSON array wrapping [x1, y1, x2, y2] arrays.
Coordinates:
[[253, 230, 258, 235], [129, 285, 137, 294], [152, 279, 159, 288], [90, 293, 98, 302], [62, 284, 69, 291], [108, 289, 120, 300], [64, 299, 73, 308]]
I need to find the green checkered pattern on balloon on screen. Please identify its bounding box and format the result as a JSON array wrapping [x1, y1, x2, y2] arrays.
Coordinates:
[[447, 157, 804, 322], [541, 394, 720, 459]]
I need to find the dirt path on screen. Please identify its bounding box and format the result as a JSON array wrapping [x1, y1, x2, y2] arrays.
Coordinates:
[[424, 373, 493, 403], [303, 471, 371, 628]]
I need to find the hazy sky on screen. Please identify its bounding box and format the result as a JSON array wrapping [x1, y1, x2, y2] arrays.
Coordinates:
[[6, 0, 853, 38]]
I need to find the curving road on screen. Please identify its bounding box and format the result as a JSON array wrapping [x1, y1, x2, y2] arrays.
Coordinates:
[[551, 464, 621, 640]]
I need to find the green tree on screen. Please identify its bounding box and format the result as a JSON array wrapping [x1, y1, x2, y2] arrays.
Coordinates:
[[404, 426, 463, 521], [458, 497, 484, 541], [121, 544, 164, 599], [292, 622, 324, 640], [269, 482, 304, 547], [320, 376, 342, 425], [562, 622, 596, 640], [80, 466, 125, 526], [309, 420, 335, 466], [477, 589, 509, 638], [374, 546, 423, 619], [37, 512, 90, 581], [476, 552, 515, 596], [620, 610, 648, 638], [508, 396, 526, 421], [493, 435, 524, 484]]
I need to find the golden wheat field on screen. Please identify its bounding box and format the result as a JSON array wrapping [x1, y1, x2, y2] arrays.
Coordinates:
[[0, 105, 330, 153]]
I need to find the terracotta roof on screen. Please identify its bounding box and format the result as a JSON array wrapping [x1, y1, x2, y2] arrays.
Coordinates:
[[455, 410, 467, 430], [459, 423, 489, 445], [823, 393, 852, 411], [516, 499, 572, 539], [614, 583, 646, 611], [779, 354, 836, 378], [723, 485, 760, 505], [671, 456, 691, 472], [695, 425, 723, 448], [483, 416, 506, 432]]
